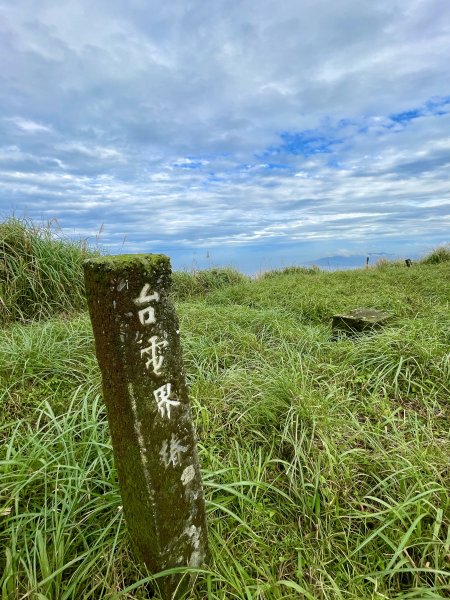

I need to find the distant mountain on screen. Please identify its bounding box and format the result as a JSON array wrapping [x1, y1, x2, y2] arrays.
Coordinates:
[[307, 253, 398, 270]]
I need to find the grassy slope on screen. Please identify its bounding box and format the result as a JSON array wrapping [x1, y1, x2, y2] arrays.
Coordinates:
[[0, 254, 449, 598]]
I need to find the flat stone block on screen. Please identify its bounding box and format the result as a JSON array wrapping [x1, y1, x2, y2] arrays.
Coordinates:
[[332, 308, 390, 337]]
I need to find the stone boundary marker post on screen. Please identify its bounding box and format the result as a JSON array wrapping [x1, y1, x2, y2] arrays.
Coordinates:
[[84, 254, 208, 599]]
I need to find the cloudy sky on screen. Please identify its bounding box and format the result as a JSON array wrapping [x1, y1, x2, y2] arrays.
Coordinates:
[[1, 0, 449, 272]]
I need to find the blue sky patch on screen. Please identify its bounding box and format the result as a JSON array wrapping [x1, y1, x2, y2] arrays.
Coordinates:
[[390, 95, 450, 124], [267, 130, 342, 157]]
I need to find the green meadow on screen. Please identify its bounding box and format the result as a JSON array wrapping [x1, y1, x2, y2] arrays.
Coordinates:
[[1, 219, 449, 599]]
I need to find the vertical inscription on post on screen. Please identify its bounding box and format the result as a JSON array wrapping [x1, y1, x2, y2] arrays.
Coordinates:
[[83, 254, 207, 599]]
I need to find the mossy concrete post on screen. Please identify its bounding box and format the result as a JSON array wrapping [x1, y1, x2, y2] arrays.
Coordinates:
[[83, 254, 207, 598]]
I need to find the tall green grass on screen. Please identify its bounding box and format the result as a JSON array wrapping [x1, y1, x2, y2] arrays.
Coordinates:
[[0, 218, 95, 324], [419, 245, 450, 265], [0, 220, 449, 598], [171, 267, 248, 299]]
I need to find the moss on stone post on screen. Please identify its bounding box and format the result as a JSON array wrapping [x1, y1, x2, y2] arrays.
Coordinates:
[[84, 254, 208, 599]]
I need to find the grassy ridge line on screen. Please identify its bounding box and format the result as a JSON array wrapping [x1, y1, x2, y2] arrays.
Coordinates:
[[201, 262, 450, 333], [1, 217, 449, 325]]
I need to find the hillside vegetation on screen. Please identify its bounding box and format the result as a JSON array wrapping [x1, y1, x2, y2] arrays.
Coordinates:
[[0, 221, 449, 599]]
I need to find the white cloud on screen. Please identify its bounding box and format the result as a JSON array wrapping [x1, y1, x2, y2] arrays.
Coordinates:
[[56, 142, 124, 161], [7, 117, 53, 134]]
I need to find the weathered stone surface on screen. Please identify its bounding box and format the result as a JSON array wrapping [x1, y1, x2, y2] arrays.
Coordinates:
[[84, 254, 207, 599], [332, 308, 390, 337]]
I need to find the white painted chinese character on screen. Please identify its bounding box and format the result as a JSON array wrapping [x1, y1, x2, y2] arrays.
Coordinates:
[[160, 434, 188, 467], [134, 284, 159, 325], [140, 335, 169, 375], [134, 284, 159, 306], [153, 383, 180, 419]]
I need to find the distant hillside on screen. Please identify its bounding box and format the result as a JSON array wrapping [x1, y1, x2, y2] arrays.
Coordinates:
[[308, 252, 399, 269]]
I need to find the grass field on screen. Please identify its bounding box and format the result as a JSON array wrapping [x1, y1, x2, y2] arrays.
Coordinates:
[[0, 220, 449, 599]]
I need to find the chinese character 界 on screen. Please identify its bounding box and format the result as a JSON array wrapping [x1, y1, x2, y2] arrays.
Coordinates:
[[153, 383, 180, 419]]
